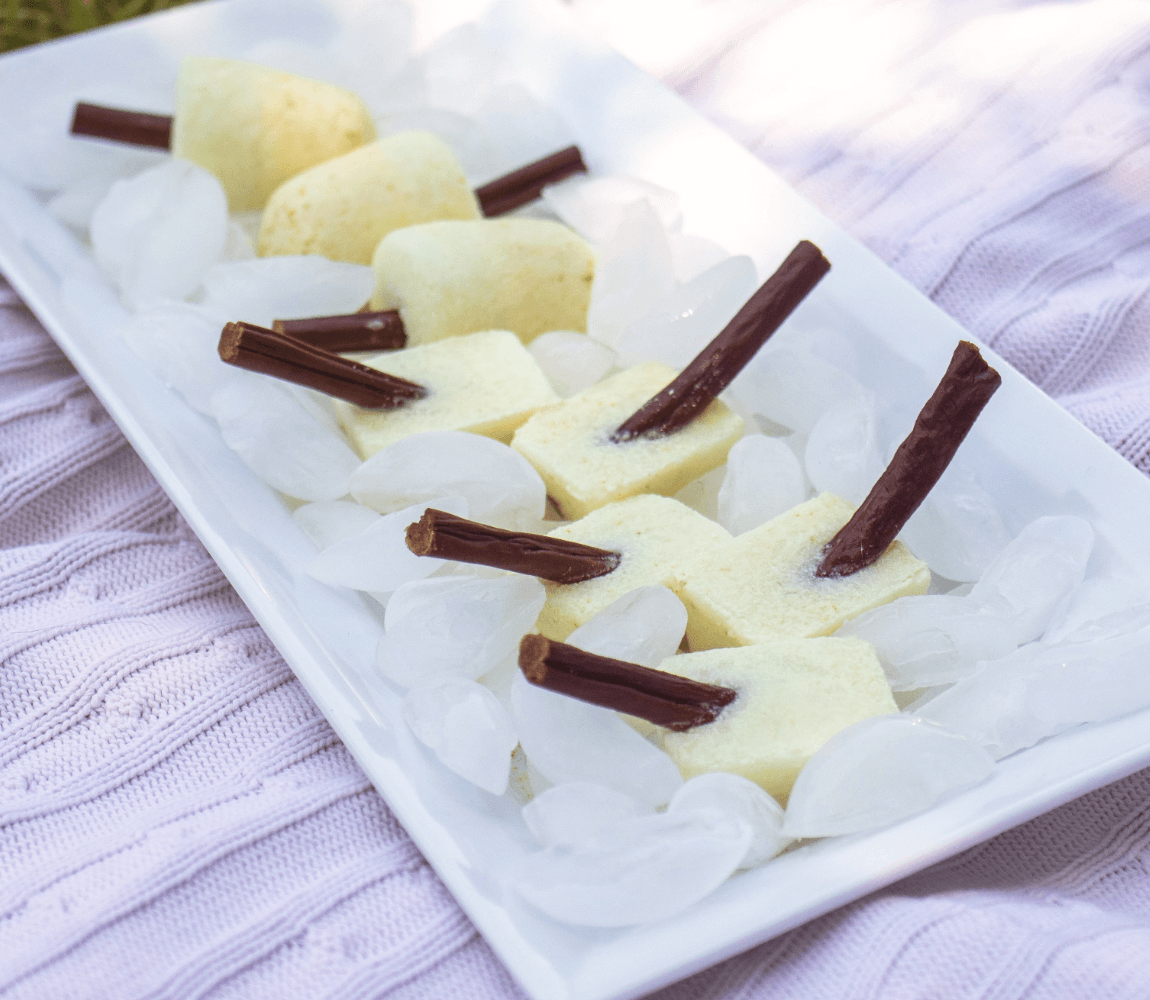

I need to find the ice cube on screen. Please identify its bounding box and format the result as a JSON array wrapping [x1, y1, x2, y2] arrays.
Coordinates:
[[308, 496, 469, 593], [919, 624, 1150, 758], [349, 431, 546, 530], [669, 233, 732, 284], [586, 201, 677, 352], [210, 379, 361, 501], [615, 255, 758, 369], [1043, 577, 1150, 643], [783, 716, 995, 837], [542, 174, 682, 244], [90, 160, 229, 306], [898, 460, 1011, 583], [718, 435, 809, 535], [510, 672, 682, 808], [198, 257, 374, 329], [325, 1, 414, 111], [528, 331, 617, 397], [46, 148, 165, 231], [669, 772, 788, 868], [475, 83, 576, 180], [118, 299, 246, 414], [416, 23, 507, 116], [566, 585, 688, 667], [513, 809, 751, 926], [293, 500, 382, 550], [968, 516, 1094, 643], [377, 574, 546, 687], [522, 782, 651, 848], [404, 676, 518, 795], [728, 347, 871, 434], [837, 595, 1020, 690], [804, 395, 884, 506], [219, 220, 257, 263]]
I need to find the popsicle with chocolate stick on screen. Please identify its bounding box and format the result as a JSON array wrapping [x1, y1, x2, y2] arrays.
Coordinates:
[[258, 140, 589, 267], [274, 216, 595, 353], [407, 495, 731, 640], [220, 324, 559, 452], [73, 58, 376, 211], [218, 321, 425, 410], [511, 240, 830, 519], [74, 69, 586, 222], [519, 634, 898, 802], [676, 341, 1000, 651]]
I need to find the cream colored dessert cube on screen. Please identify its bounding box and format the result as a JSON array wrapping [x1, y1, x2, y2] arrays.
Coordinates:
[[511, 362, 744, 520], [677, 493, 931, 650], [660, 638, 897, 802], [370, 219, 595, 345], [535, 494, 731, 641], [171, 57, 375, 212], [336, 330, 559, 458], [257, 133, 480, 265]]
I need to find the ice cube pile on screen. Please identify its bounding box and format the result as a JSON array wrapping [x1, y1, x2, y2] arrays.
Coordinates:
[[17, 0, 1150, 929]]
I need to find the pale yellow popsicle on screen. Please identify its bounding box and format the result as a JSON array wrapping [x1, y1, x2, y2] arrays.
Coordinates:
[[335, 329, 559, 458], [660, 638, 897, 802], [535, 494, 731, 641], [676, 492, 931, 650], [171, 57, 375, 211], [512, 362, 743, 520], [257, 132, 480, 264], [370, 219, 595, 345]]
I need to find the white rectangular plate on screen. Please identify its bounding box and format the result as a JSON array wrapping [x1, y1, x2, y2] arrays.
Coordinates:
[[4, 3, 1150, 999]]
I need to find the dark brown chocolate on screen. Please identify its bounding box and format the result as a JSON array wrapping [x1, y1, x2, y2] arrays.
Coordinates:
[[475, 145, 588, 218], [611, 239, 831, 442], [405, 509, 620, 583], [71, 102, 173, 150], [816, 340, 1002, 578], [217, 321, 425, 409], [519, 634, 737, 732], [272, 311, 406, 352]]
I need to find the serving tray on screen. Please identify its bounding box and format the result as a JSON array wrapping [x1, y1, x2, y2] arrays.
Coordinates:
[[3, 2, 1150, 998]]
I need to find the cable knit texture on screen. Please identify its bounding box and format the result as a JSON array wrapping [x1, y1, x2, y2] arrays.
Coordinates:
[[6, 0, 1150, 996]]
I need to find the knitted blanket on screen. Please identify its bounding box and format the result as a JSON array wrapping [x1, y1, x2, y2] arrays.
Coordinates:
[[5, 0, 1150, 996]]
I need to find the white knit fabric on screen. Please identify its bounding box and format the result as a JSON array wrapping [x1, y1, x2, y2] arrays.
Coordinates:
[[6, 0, 1150, 996]]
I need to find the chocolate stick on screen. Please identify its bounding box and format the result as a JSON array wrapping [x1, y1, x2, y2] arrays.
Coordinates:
[[816, 340, 1001, 578], [71, 102, 173, 150], [272, 311, 406, 353], [218, 321, 426, 410], [519, 634, 737, 731], [405, 509, 620, 584], [475, 145, 588, 218], [611, 240, 831, 442]]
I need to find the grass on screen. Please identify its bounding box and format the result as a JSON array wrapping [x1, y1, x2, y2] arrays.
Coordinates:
[[1, 0, 200, 53]]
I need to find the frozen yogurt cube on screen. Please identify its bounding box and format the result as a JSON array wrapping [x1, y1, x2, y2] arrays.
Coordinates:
[[536, 494, 731, 641], [660, 638, 897, 802], [171, 57, 375, 211], [370, 218, 595, 345], [678, 493, 930, 650], [336, 329, 559, 458], [512, 362, 743, 520], [257, 132, 480, 265]]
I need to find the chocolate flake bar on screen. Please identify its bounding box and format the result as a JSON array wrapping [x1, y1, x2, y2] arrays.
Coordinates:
[[519, 634, 737, 731], [612, 239, 831, 441], [817, 340, 1001, 578]]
